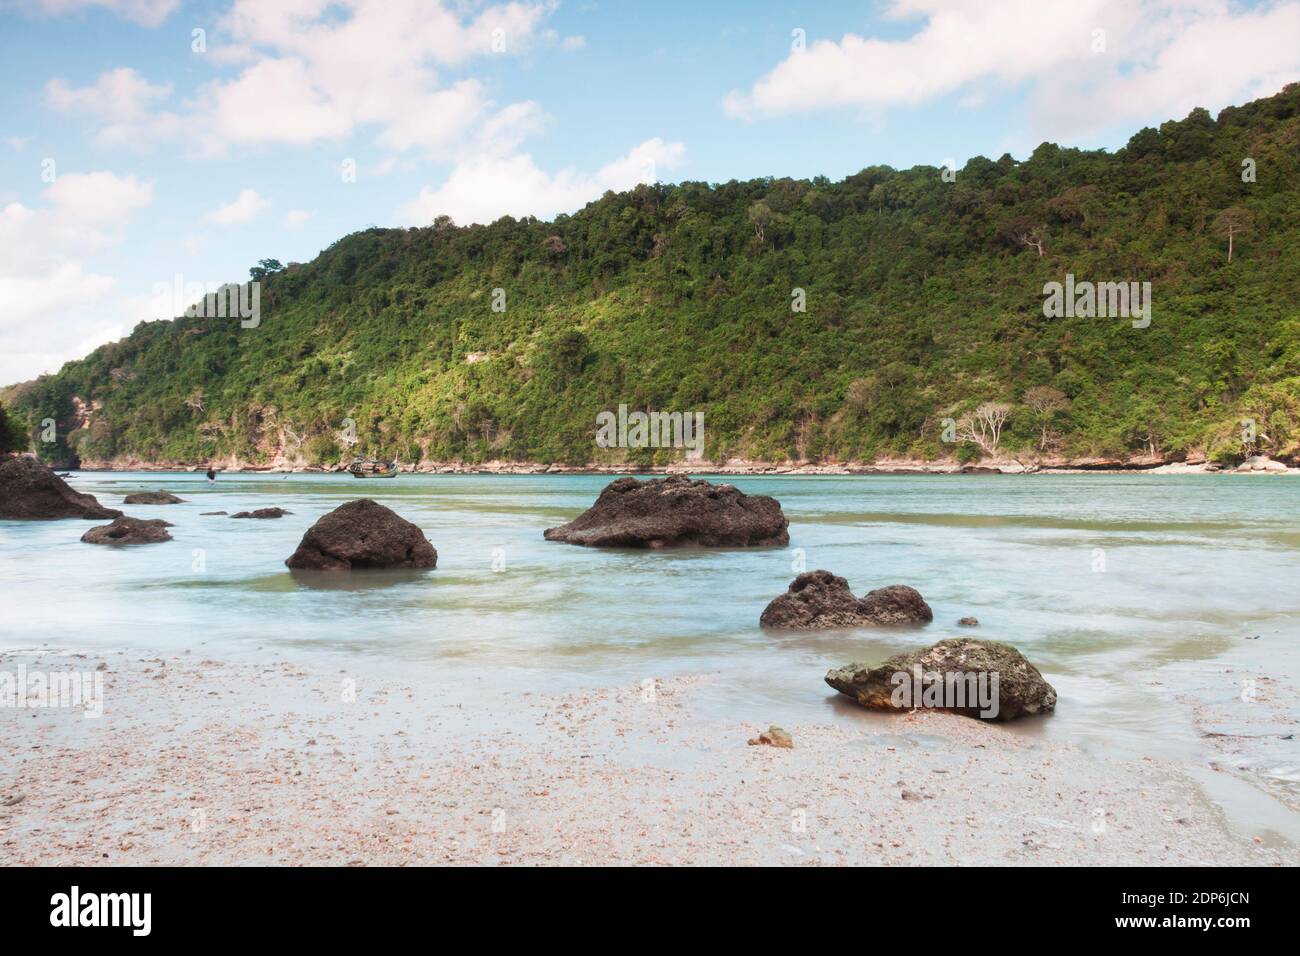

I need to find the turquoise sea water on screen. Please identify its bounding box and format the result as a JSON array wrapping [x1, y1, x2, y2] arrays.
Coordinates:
[[2, 471, 1298, 827]]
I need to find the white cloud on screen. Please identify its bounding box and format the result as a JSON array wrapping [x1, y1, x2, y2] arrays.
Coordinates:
[[209, 57, 352, 146], [724, 0, 1300, 143], [6, 135, 32, 151], [283, 209, 313, 228], [46, 67, 181, 148], [1030, 2, 1300, 140], [46, 67, 171, 120], [207, 188, 270, 225], [724, 0, 1109, 117], [399, 137, 685, 226], [194, 0, 554, 154], [14, 0, 179, 27], [1, 172, 153, 274], [0, 171, 154, 385], [43, 1, 559, 158]]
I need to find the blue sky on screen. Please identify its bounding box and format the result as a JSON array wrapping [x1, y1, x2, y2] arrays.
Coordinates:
[[2, 0, 1298, 385]]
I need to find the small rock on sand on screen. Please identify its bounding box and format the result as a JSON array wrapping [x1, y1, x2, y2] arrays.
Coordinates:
[[747, 725, 793, 749], [826, 638, 1057, 721]]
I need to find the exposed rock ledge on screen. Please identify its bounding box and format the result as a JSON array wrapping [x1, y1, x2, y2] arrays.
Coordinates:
[[544, 475, 788, 548], [0, 454, 122, 520], [81, 516, 173, 545], [760, 571, 932, 629]]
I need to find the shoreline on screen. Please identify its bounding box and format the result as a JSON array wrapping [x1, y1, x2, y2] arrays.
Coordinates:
[[1, 647, 1290, 866], [55, 456, 1300, 477]]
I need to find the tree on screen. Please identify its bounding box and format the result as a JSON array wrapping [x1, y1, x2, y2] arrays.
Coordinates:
[[748, 201, 773, 244], [0, 401, 25, 454], [956, 402, 1012, 457], [249, 258, 285, 281], [996, 216, 1046, 256], [1212, 206, 1255, 263], [1023, 386, 1068, 450]]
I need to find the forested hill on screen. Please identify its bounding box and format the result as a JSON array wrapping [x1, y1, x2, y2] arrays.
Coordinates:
[[5, 84, 1300, 469]]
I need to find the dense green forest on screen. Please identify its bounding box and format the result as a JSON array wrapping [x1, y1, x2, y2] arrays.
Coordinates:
[[5, 85, 1300, 468]]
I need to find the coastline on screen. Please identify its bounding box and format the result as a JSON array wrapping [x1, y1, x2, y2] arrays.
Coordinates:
[[1, 647, 1289, 866], [60, 455, 1300, 476]]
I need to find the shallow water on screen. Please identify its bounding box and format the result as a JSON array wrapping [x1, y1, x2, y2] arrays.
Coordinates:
[[2, 471, 1298, 835]]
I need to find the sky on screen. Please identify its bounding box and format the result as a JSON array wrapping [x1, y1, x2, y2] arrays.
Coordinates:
[[1, 0, 1298, 386]]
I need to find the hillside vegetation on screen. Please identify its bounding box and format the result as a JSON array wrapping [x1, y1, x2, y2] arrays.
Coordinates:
[[5, 85, 1300, 468]]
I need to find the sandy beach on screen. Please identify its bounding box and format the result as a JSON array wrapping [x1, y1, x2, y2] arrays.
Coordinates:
[[1, 648, 1291, 866]]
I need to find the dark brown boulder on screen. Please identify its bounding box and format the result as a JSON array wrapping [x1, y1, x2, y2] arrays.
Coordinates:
[[0, 454, 122, 520], [544, 475, 788, 548], [231, 508, 291, 519], [81, 516, 173, 545], [123, 491, 184, 504], [759, 571, 932, 629], [285, 499, 437, 571], [825, 638, 1057, 721]]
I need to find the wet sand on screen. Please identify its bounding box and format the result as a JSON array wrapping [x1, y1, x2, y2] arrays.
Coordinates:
[[1, 649, 1291, 866]]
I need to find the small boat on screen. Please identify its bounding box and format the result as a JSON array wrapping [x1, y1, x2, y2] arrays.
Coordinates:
[[348, 458, 398, 478]]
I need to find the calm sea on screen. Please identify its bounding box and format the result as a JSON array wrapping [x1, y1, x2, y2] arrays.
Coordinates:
[[2, 471, 1297, 837]]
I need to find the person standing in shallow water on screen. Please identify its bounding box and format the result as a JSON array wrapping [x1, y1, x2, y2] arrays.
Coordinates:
[[206, 467, 216, 481]]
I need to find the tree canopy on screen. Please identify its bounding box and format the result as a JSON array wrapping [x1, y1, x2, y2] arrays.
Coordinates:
[[4, 84, 1300, 468]]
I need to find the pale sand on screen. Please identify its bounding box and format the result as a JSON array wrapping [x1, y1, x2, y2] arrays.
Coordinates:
[[0, 649, 1292, 866]]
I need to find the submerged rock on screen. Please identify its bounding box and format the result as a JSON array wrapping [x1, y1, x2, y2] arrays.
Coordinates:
[[123, 491, 184, 504], [543, 475, 788, 548], [285, 498, 437, 571], [759, 570, 932, 629], [958, 616, 980, 627], [200, 511, 228, 516], [825, 638, 1057, 721], [747, 725, 793, 749], [0, 454, 122, 520], [81, 516, 173, 545], [231, 508, 291, 519]]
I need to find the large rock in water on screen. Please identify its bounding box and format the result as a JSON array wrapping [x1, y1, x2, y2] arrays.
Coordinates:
[[543, 475, 789, 548], [123, 491, 184, 504], [81, 516, 173, 545], [825, 638, 1057, 721], [759, 570, 932, 628], [285, 498, 437, 571], [0, 454, 122, 520]]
